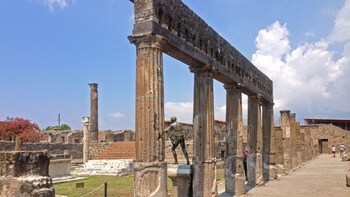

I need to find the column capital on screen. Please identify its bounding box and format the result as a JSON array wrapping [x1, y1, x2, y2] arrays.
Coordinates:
[[261, 101, 274, 107], [248, 94, 262, 101], [128, 34, 164, 49], [223, 83, 243, 91], [89, 83, 98, 90], [189, 65, 217, 76]]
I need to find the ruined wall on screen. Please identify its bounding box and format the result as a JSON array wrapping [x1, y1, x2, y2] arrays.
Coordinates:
[[0, 151, 55, 196], [301, 124, 350, 154], [0, 141, 83, 159]]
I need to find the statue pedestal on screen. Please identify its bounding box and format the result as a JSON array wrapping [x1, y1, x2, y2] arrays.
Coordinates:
[[168, 164, 192, 197]]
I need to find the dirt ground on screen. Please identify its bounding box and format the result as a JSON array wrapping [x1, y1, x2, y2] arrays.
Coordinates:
[[218, 154, 350, 197]]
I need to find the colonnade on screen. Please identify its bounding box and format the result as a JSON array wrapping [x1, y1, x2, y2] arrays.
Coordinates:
[[130, 36, 276, 196]]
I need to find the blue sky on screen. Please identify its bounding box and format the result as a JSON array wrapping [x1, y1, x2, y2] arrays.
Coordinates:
[[1, 0, 349, 130]]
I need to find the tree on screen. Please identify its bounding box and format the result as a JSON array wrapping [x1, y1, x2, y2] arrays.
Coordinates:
[[0, 117, 43, 142], [60, 124, 71, 131], [44, 124, 71, 131]]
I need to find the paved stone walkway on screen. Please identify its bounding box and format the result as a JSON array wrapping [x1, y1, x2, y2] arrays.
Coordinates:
[[218, 154, 350, 197]]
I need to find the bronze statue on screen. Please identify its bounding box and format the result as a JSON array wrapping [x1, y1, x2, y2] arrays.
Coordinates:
[[165, 116, 190, 165]]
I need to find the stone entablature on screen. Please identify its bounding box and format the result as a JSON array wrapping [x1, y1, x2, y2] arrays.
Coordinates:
[[131, 0, 273, 103]]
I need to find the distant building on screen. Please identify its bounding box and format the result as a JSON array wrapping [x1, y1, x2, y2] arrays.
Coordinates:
[[304, 118, 350, 131]]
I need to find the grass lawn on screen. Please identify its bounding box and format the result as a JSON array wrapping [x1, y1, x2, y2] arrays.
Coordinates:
[[54, 169, 224, 196]]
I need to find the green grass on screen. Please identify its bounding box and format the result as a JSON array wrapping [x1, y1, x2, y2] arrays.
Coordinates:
[[54, 175, 135, 197], [55, 175, 173, 197], [55, 169, 224, 196]]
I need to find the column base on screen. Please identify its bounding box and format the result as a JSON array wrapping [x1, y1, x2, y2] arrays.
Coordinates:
[[263, 164, 277, 181], [225, 155, 245, 195], [134, 162, 167, 197], [192, 160, 217, 197]]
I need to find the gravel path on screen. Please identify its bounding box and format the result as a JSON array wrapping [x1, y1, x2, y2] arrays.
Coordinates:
[[219, 154, 350, 197]]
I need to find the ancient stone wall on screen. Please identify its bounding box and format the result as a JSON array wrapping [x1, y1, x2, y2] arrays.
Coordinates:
[[301, 124, 350, 154], [0, 141, 83, 159]]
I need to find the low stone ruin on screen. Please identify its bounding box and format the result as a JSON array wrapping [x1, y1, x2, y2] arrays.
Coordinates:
[[0, 151, 55, 196]]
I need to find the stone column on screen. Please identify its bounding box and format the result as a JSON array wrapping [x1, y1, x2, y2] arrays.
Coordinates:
[[89, 83, 98, 142], [130, 35, 167, 197], [247, 95, 261, 187], [224, 84, 245, 195], [262, 102, 277, 181], [82, 117, 90, 164], [289, 113, 298, 169], [190, 67, 217, 197], [280, 110, 292, 171], [274, 127, 285, 175]]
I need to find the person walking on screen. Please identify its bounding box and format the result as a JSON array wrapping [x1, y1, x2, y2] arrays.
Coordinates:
[[331, 145, 336, 157], [339, 143, 345, 157], [243, 149, 248, 181]]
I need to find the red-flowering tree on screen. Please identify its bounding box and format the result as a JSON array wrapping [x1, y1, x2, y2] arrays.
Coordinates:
[[0, 117, 43, 142]]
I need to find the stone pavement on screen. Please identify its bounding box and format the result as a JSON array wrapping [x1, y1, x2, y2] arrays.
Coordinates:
[[218, 154, 350, 196]]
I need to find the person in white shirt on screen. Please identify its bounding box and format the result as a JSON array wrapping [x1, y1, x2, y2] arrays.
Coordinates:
[[339, 143, 345, 157], [331, 145, 336, 157]]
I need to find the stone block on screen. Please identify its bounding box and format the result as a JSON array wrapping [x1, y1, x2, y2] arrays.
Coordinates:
[[49, 159, 71, 177], [0, 151, 49, 177], [168, 164, 192, 197], [0, 151, 54, 197], [341, 156, 349, 161]]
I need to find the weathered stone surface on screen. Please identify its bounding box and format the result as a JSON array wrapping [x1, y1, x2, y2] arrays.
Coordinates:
[[346, 174, 350, 187], [89, 83, 98, 142], [73, 159, 134, 176], [49, 159, 71, 177], [131, 0, 273, 103], [0, 151, 54, 197], [0, 176, 55, 197], [134, 162, 167, 197], [0, 141, 83, 159], [0, 151, 49, 177], [168, 164, 192, 197]]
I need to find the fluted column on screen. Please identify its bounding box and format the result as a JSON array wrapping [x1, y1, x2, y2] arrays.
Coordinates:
[[262, 102, 277, 181], [190, 67, 217, 197], [130, 35, 167, 197], [224, 84, 245, 195], [82, 117, 90, 164], [89, 83, 98, 142], [247, 94, 261, 187]]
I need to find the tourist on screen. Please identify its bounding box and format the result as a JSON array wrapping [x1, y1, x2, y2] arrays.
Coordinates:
[[331, 145, 336, 157], [165, 116, 190, 165], [339, 143, 345, 157], [243, 149, 248, 181]]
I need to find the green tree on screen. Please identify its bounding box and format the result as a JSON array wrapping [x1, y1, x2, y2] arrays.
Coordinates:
[[44, 124, 71, 131], [60, 124, 71, 131]]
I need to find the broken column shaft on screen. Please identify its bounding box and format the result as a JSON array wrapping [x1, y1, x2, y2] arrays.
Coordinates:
[[89, 83, 98, 142]]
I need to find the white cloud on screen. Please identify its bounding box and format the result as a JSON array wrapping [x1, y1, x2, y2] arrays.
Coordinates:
[[165, 102, 193, 123], [328, 0, 350, 43], [304, 32, 315, 38], [110, 112, 124, 119], [252, 21, 290, 78], [252, 2, 350, 122], [43, 0, 69, 11]]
